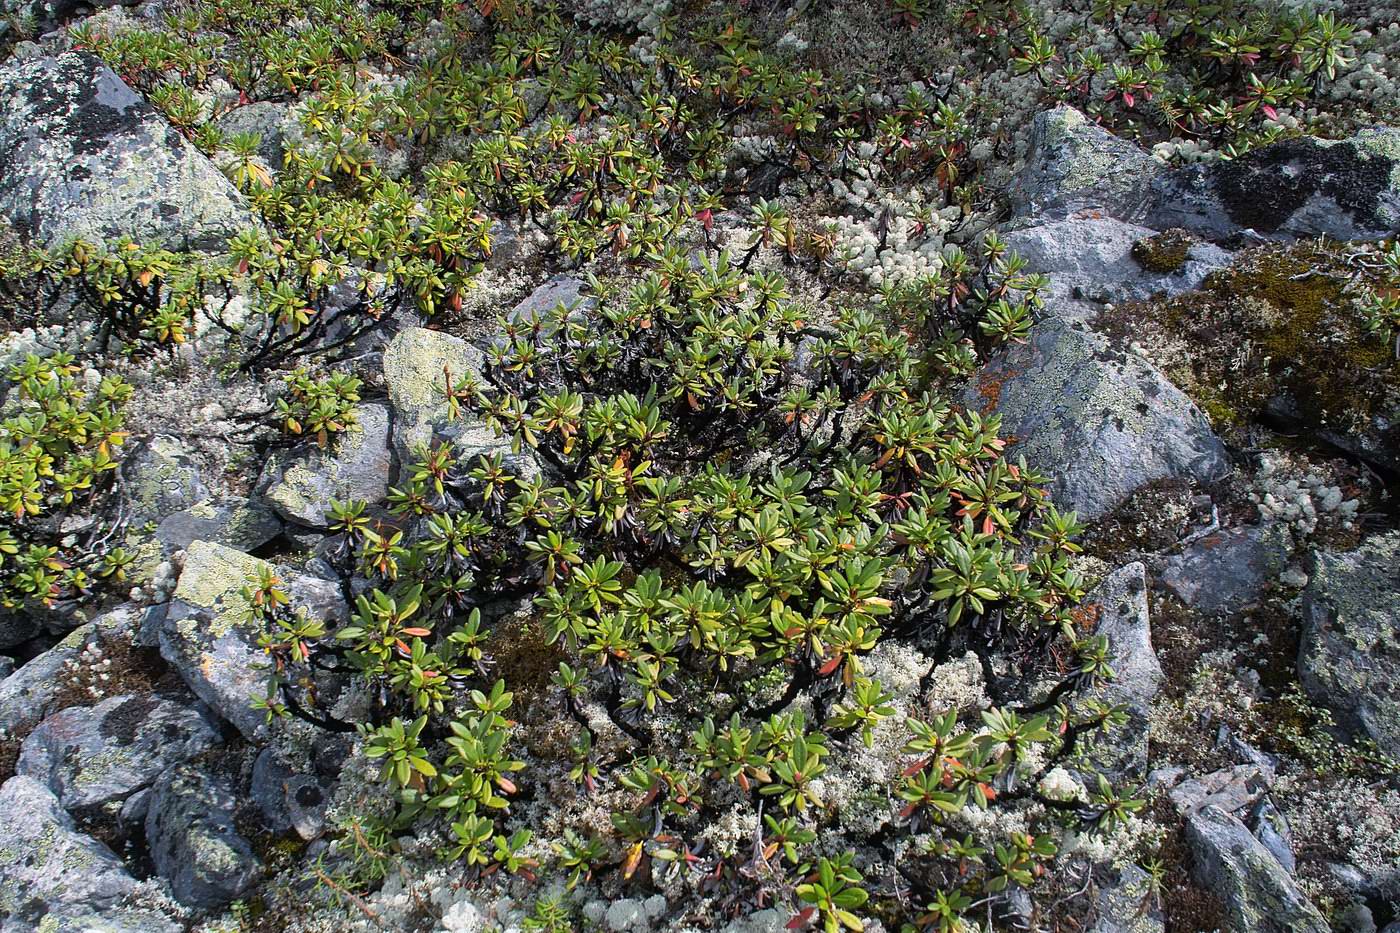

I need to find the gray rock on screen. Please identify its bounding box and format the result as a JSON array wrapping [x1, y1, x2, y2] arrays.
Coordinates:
[[1182, 804, 1328, 933], [0, 606, 140, 735], [16, 906, 183, 933], [1003, 216, 1230, 312], [1147, 126, 1400, 242], [510, 274, 590, 322], [214, 101, 291, 168], [1084, 562, 1160, 778], [963, 318, 1230, 521], [1170, 764, 1270, 816], [260, 401, 394, 527], [1011, 106, 1164, 222], [122, 435, 209, 526], [0, 775, 136, 924], [1299, 532, 1400, 749], [159, 540, 347, 740], [156, 496, 283, 551], [382, 327, 535, 479], [2, 0, 131, 38], [1089, 863, 1164, 933], [0, 53, 254, 251], [146, 762, 262, 910], [0, 655, 12, 679], [1247, 797, 1296, 874], [251, 748, 330, 840], [1157, 523, 1293, 614], [0, 612, 38, 650], [17, 691, 222, 810]]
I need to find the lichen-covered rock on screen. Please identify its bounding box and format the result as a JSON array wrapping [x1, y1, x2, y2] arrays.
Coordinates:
[[1298, 532, 1400, 749], [121, 435, 209, 526], [1182, 804, 1328, 933], [145, 762, 262, 910], [155, 496, 283, 551], [1011, 106, 1163, 221], [23, 906, 183, 933], [1088, 863, 1164, 933], [1148, 126, 1400, 242], [17, 691, 222, 811], [964, 318, 1230, 521], [0, 775, 137, 925], [509, 274, 591, 322], [260, 402, 394, 528], [159, 540, 347, 740], [1156, 523, 1293, 614], [382, 327, 535, 479], [1003, 216, 1230, 313], [1083, 562, 1161, 778], [213, 101, 291, 168], [0, 607, 140, 735], [0, 53, 254, 251]]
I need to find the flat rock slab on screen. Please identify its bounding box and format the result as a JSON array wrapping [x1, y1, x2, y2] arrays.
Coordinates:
[[965, 318, 1230, 521], [1299, 532, 1400, 749], [0, 53, 253, 250]]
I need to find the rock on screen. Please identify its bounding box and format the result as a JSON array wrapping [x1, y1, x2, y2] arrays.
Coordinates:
[[1299, 532, 1400, 749], [1215, 724, 1280, 783], [260, 402, 394, 527], [1003, 217, 1230, 312], [2, 0, 128, 38], [964, 318, 1230, 521], [1011, 106, 1164, 222], [214, 101, 290, 168], [0, 606, 140, 735], [155, 496, 283, 551], [146, 762, 262, 910], [251, 748, 330, 840], [1157, 523, 1293, 614], [382, 327, 535, 479], [1089, 863, 1164, 933], [121, 435, 209, 526], [1170, 764, 1269, 817], [0, 53, 253, 251], [1148, 126, 1400, 242], [0, 611, 38, 650], [1247, 797, 1296, 874], [1083, 563, 1160, 778], [1182, 804, 1328, 933], [0, 775, 136, 925], [21, 906, 183, 933], [17, 691, 222, 811], [510, 274, 590, 322], [159, 540, 347, 740], [0, 655, 12, 679]]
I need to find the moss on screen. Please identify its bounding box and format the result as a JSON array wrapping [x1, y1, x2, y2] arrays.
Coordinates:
[[1131, 229, 1194, 274]]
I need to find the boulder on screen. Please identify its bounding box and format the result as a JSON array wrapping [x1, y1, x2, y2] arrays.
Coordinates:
[[260, 401, 394, 527], [1181, 804, 1328, 933], [145, 762, 262, 910], [0, 606, 140, 735], [1298, 532, 1400, 749], [1002, 216, 1230, 312], [0, 53, 253, 251], [509, 274, 590, 322], [17, 691, 222, 811], [16, 906, 183, 933], [1083, 562, 1160, 778], [159, 540, 347, 740], [382, 327, 534, 478], [0, 775, 136, 925], [1148, 126, 1400, 242], [155, 496, 283, 551], [1156, 523, 1293, 614], [964, 318, 1230, 521], [1011, 106, 1163, 222]]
